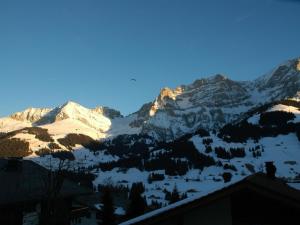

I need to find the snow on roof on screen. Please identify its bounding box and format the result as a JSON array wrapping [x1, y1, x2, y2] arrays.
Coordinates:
[[94, 203, 126, 216], [120, 175, 300, 225], [288, 183, 300, 191], [115, 207, 126, 216], [119, 177, 241, 225]]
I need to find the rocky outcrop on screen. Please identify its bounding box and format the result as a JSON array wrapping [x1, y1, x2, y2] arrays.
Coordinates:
[[93, 106, 123, 119], [10, 108, 51, 123]]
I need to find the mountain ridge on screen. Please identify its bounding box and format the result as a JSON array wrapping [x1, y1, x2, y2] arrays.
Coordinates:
[[1, 57, 300, 141]]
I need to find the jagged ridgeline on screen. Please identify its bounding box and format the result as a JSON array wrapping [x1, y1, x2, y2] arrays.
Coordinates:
[[1, 57, 300, 144]]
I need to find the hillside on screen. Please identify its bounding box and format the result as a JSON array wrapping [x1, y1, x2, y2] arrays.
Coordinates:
[[30, 99, 300, 206], [90, 99, 300, 205]]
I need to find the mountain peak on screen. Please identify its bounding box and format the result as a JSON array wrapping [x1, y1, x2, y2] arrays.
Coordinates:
[[274, 57, 300, 73], [61, 100, 82, 109], [58, 101, 123, 119], [210, 74, 228, 81], [158, 87, 183, 101], [255, 57, 300, 95]]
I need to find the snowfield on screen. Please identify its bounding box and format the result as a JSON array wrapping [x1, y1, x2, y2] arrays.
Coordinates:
[[87, 132, 300, 206], [247, 104, 300, 125]]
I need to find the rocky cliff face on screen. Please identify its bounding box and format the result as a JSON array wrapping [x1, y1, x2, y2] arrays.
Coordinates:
[[93, 106, 123, 119], [10, 108, 52, 123], [253, 58, 300, 101], [130, 58, 300, 140]]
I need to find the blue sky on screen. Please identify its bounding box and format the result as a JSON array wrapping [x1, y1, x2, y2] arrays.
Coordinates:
[[0, 0, 299, 116]]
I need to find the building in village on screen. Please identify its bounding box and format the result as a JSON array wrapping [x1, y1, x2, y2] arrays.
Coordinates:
[[74, 192, 128, 225], [0, 158, 92, 225], [120, 172, 300, 225]]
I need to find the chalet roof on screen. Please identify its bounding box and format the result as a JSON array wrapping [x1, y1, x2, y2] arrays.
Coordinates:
[[120, 173, 300, 225], [0, 159, 91, 206]]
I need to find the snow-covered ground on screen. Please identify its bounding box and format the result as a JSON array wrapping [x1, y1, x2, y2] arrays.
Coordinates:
[[248, 104, 300, 125], [22, 100, 300, 205], [41, 119, 107, 140], [0, 117, 32, 133], [86, 131, 300, 206]]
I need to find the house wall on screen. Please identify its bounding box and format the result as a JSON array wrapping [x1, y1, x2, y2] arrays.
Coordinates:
[[0, 202, 40, 225], [231, 189, 300, 225], [0, 207, 23, 225], [71, 211, 98, 225], [152, 197, 232, 225], [39, 198, 72, 225], [184, 197, 232, 225]]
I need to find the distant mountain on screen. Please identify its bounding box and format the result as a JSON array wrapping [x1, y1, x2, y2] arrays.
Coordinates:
[[0, 101, 134, 138]]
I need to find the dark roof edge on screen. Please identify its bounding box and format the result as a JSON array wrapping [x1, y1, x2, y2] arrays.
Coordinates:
[[120, 173, 300, 225]]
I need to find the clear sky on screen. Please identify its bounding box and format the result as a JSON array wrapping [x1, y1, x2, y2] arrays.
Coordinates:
[[0, 0, 299, 117]]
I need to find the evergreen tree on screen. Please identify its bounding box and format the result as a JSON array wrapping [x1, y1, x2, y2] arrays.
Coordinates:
[[165, 190, 171, 201], [169, 185, 180, 204], [296, 124, 300, 141], [126, 184, 147, 219], [181, 192, 188, 200], [222, 172, 232, 183], [265, 162, 276, 178], [101, 188, 116, 225]]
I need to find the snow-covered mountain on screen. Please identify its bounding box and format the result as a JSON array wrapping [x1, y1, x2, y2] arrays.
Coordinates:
[[0, 57, 300, 207], [0, 57, 299, 149], [0, 101, 136, 139], [132, 57, 300, 140]]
